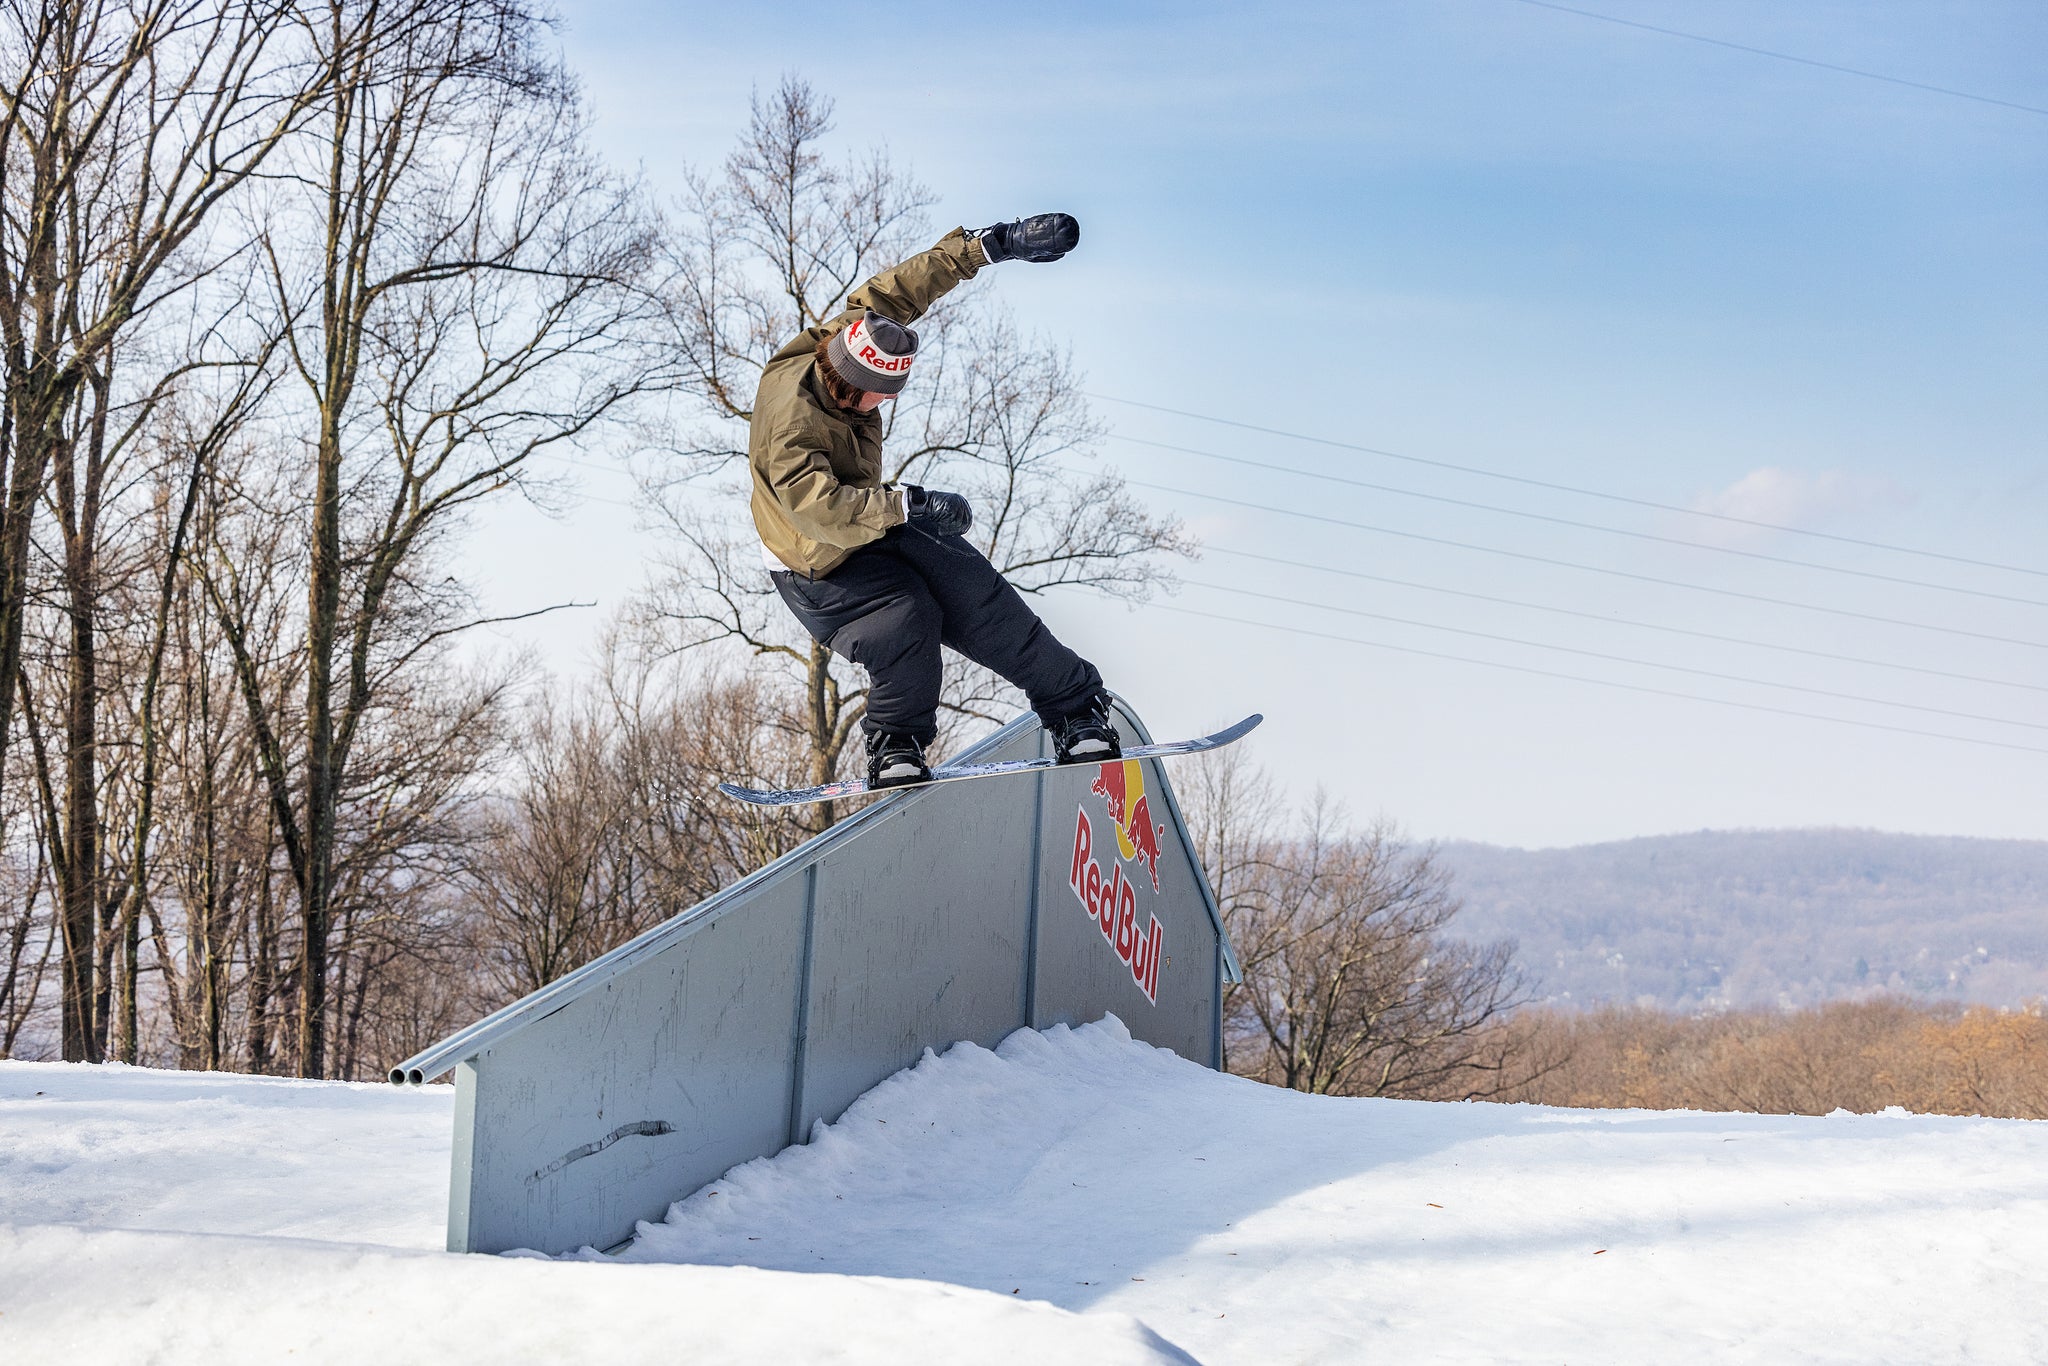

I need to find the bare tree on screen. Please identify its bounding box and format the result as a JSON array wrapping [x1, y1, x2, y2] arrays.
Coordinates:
[[0, 2, 696, 1081], [0, 0, 353, 1060], [1499, 999, 2048, 1121], [203, 0, 663, 1076], [459, 649, 814, 1000], [460, 686, 629, 996], [1229, 809, 1531, 1098], [0, 769, 53, 1055], [639, 76, 1192, 827], [188, 429, 306, 1071], [590, 645, 812, 908], [1183, 749, 1537, 1099]]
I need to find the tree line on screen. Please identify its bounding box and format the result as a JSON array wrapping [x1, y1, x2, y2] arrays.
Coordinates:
[[0, 7, 1186, 1078], [1182, 749, 2045, 1120], [1494, 999, 2048, 1119]]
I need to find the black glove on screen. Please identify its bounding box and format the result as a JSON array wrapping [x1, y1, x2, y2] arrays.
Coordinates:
[[975, 213, 1080, 264], [904, 485, 973, 537]]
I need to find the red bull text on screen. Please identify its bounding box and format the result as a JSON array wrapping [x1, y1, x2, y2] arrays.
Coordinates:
[[1069, 806, 1164, 1005]]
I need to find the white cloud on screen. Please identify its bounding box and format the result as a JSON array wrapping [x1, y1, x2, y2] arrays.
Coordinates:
[[1689, 467, 1913, 537]]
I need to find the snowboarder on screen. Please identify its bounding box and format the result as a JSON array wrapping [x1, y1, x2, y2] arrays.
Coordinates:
[[749, 213, 1122, 789]]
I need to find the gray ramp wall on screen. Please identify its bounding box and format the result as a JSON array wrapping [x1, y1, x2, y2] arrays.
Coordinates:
[[401, 699, 1238, 1255]]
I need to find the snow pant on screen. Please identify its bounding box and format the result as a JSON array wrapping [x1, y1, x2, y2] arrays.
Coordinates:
[[771, 526, 1104, 745]]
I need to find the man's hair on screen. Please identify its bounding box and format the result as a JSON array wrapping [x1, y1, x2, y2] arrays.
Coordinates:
[[813, 334, 865, 409]]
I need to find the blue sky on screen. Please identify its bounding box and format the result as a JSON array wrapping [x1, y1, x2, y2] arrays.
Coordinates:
[[471, 1, 2047, 845]]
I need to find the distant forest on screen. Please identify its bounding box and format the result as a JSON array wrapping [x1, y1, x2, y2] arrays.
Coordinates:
[[1439, 830, 2048, 1011]]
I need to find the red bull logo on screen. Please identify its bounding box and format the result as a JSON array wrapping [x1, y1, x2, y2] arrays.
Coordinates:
[[1088, 760, 1166, 891], [1069, 807, 1163, 1003]]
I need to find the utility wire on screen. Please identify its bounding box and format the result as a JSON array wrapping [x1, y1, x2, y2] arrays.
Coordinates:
[[1506, 0, 2048, 119], [1119, 475, 2048, 652], [1088, 393, 2048, 581], [540, 448, 2048, 745], [540, 443, 2047, 703], [1205, 545, 2048, 697], [1115, 433, 2048, 610], [1132, 600, 2048, 759], [1184, 578, 2048, 734]]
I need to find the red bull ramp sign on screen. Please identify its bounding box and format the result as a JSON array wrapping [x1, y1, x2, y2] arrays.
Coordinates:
[[1070, 759, 1170, 1002], [391, 699, 1242, 1257]]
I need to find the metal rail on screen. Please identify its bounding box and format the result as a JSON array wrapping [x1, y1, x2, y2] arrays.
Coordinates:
[[387, 696, 1240, 1084]]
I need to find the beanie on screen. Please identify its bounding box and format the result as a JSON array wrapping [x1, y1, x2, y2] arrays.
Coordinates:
[[825, 310, 919, 395]]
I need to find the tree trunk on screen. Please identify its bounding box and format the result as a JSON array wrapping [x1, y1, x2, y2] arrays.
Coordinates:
[[247, 832, 277, 1074], [198, 762, 224, 1072], [804, 640, 857, 832], [11, 386, 93, 1058], [117, 898, 139, 1063], [57, 367, 111, 1060], [299, 412, 341, 1078]]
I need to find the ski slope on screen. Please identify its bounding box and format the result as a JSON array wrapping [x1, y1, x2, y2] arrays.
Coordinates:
[[4, 1018, 2046, 1363]]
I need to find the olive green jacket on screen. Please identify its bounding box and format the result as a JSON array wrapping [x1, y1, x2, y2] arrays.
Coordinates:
[[748, 228, 989, 577]]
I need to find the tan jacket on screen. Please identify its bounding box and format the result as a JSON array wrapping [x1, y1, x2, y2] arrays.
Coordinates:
[[748, 228, 989, 577]]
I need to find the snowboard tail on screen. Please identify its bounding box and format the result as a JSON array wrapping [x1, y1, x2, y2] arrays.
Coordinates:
[[717, 714, 1262, 808]]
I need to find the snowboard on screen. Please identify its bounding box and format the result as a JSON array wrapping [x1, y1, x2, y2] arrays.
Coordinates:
[[717, 714, 1262, 808]]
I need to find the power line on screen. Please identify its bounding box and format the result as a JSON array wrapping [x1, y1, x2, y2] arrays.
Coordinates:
[[1205, 545, 2048, 697], [1088, 392, 2048, 581], [1130, 600, 2048, 759], [1184, 578, 2048, 734], [537, 445, 2048, 751], [1119, 474, 2048, 652], [1506, 0, 2048, 119], [1113, 433, 2048, 610]]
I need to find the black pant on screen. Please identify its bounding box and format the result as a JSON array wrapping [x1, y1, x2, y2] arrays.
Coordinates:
[[773, 527, 1103, 744]]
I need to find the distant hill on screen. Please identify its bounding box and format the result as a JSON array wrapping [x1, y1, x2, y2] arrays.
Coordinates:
[[1436, 830, 2048, 1011]]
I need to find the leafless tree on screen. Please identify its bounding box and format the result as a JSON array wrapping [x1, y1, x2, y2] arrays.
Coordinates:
[[461, 685, 630, 996], [0, 0, 354, 1060], [203, 0, 664, 1076], [1184, 749, 1539, 1099], [0, 769, 53, 1055], [638, 76, 1193, 827], [1500, 999, 2048, 1120], [459, 650, 812, 1000], [1232, 810, 1532, 1098]]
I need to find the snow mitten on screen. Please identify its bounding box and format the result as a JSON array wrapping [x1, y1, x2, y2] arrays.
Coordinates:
[[905, 485, 973, 537], [975, 213, 1080, 264]]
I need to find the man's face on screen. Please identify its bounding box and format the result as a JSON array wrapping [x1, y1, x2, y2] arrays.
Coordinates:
[[856, 390, 892, 413]]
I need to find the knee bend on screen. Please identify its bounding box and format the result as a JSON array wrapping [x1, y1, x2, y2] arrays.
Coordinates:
[[846, 595, 941, 670]]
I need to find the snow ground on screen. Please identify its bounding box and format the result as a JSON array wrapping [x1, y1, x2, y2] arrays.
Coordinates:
[[0, 1055, 1186, 1364], [6, 1019, 2047, 1363]]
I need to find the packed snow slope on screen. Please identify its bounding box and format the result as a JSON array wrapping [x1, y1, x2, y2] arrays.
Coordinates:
[[8, 1019, 2048, 1364], [0, 1053, 1187, 1365]]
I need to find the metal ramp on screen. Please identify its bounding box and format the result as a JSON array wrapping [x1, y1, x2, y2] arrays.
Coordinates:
[[392, 697, 1240, 1255]]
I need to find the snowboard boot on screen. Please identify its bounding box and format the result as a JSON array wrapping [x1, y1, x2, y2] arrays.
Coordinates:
[[1050, 694, 1122, 765], [865, 730, 931, 789]]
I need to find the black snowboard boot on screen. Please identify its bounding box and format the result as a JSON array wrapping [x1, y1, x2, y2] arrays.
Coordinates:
[[865, 730, 931, 789], [1050, 694, 1122, 765]]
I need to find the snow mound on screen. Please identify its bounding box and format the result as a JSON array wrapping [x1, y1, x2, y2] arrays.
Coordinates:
[[7, 1018, 2047, 1364], [619, 1016, 2048, 1364]]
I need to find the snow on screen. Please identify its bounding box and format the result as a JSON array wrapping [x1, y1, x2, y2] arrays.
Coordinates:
[[0, 1057, 1186, 1364], [7, 1020, 2047, 1363], [0, 1059, 448, 1246]]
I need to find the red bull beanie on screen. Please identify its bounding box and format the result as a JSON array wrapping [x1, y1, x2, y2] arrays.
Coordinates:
[[825, 310, 918, 395]]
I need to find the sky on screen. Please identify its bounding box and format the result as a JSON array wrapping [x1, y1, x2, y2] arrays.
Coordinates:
[[464, 0, 2048, 848]]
